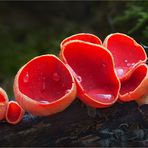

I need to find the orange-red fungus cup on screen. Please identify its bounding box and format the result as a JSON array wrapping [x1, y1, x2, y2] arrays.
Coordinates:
[[0, 88, 8, 120], [6, 101, 24, 125], [60, 33, 102, 50], [60, 40, 120, 108], [103, 33, 147, 81], [103, 33, 148, 102], [13, 54, 77, 116], [119, 64, 148, 102]]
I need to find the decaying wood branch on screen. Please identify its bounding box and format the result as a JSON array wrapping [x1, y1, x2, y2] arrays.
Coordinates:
[[0, 99, 148, 147]]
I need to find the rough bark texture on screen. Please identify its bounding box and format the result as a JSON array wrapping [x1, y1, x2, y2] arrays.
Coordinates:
[[0, 99, 148, 147]]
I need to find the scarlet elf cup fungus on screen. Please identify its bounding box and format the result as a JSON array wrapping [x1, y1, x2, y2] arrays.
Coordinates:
[[60, 40, 120, 108], [103, 33, 147, 81], [6, 101, 24, 125], [119, 64, 148, 102], [103, 33, 148, 102], [0, 88, 8, 120], [13, 54, 76, 116], [60, 33, 102, 49]]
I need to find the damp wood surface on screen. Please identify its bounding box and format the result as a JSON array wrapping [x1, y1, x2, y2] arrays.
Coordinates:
[[0, 99, 148, 147]]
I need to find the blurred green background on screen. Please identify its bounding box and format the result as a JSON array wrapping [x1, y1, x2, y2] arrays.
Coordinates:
[[0, 1, 147, 97]]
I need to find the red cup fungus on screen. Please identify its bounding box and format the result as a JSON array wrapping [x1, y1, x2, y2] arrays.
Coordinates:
[[103, 33, 147, 81], [0, 87, 8, 120], [119, 64, 148, 102], [60, 33, 102, 50], [6, 101, 24, 125], [4, 32, 147, 121], [60, 40, 120, 108], [103, 33, 148, 102], [13, 54, 76, 116]]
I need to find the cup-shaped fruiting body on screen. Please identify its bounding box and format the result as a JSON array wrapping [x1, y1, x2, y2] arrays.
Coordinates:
[[13, 54, 77, 116], [60, 40, 120, 108], [6, 101, 24, 125], [103, 33, 147, 81], [60, 33, 102, 50], [0, 88, 8, 120], [119, 64, 148, 102]]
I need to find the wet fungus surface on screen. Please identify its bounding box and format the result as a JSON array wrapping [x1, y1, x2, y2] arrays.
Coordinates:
[[60, 40, 120, 108], [14, 55, 76, 116], [103, 33, 148, 102], [103, 33, 147, 81], [19, 56, 73, 103]]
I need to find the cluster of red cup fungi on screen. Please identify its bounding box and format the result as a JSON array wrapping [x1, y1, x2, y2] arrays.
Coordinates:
[[0, 33, 147, 125], [0, 88, 24, 124]]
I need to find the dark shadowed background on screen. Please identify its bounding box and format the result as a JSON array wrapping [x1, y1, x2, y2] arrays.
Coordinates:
[[0, 1, 147, 97]]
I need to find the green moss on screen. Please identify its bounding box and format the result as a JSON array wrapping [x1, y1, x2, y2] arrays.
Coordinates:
[[113, 1, 148, 44]]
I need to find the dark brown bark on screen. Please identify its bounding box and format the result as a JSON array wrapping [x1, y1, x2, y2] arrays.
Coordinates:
[[0, 99, 148, 147]]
